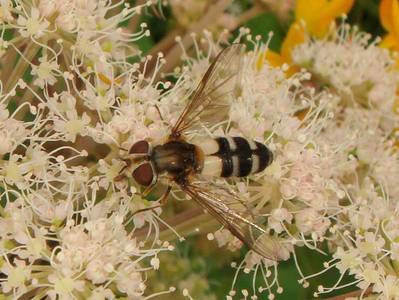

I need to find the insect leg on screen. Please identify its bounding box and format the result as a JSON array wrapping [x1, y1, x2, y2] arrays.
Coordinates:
[[154, 104, 164, 121], [132, 185, 172, 216], [114, 160, 130, 182], [158, 185, 172, 205], [114, 156, 137, 181], [141, 168, 159, 197], [154, 104, 172, 128]]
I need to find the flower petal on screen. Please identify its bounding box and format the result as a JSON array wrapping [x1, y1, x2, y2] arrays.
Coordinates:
[[296, 0, 354, 37], [259, 50, 285, 69], [380, 0, 399, 37], [380, 0, 395, 32], [281, 21, 306, 62], [257, 51, 299, 77], [380, 33, 399, 50], [392, 0, 399, 38], [296, 0, 325, 23]]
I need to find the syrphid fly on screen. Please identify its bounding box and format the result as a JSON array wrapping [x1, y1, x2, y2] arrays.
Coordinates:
[[119, 44, 278, 260]]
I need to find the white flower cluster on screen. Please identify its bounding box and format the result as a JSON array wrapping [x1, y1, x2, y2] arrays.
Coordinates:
[[0, 94, 174, 299], [150, 27, 399, 300], [206, 27, 399, 299], [292, 25, 398, 112], [0, 1, 180, 299]]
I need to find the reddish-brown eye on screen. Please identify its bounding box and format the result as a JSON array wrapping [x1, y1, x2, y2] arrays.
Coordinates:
[[129, 140, 150, 154], [133, 163, 154, 186]]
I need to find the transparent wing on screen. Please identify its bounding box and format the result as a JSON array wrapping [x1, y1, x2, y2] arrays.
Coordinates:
[[178, 177, 280, 261], [171, 44, 245, 138]]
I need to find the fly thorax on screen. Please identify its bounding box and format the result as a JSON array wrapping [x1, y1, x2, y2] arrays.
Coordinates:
[[151, 141, 198, 176]]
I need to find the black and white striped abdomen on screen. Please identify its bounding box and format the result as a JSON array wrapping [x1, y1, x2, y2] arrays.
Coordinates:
[[198, 137, 273, 177]]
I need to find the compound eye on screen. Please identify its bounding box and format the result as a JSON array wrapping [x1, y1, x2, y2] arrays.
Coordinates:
[[133, 163, 154, 186], [129, 140, 150, 155]]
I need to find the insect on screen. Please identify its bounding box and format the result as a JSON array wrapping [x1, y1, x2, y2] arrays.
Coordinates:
[[121, 44, 277, 260]]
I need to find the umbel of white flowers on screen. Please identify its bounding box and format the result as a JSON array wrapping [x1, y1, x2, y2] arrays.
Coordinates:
[[0, 0, 398, 299]]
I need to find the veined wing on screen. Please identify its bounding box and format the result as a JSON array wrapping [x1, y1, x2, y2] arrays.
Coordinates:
[[171, 44, 245, 138], [178, 177, 280, 261]]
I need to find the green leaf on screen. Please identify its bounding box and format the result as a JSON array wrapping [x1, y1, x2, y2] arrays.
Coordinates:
[[135, 35, 155, 54], [243, 13, 285, 52], [347, 0, 383, 38]]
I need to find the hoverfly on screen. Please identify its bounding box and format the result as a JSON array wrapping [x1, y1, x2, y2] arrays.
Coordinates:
[[120, 44, 277, 260]]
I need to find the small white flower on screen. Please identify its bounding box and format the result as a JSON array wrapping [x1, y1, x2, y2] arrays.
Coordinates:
[[130, 197, 161, 229], [1, 259, 31, 294], [214, 228, 236, 248], [0, 130, 14, 155], [269, 208, 293, 233], [0, 0, 12, 23], [115, 264, 146, 298], [87, 287, 115, 300], [373, 275, 399, 299], [53, 112, 91, 142], [150, 257, 160, 270], [355, 263, 380, 290], [17, 8, 50, 38], [0, 118, 27, 155], [86, 259, 111, 284], [82, 85, 115, 111], [292, 26, 398, 112], [334, 247, 363, 274], [356, 232, 385, 257], [37, 1, 76, 31], [27, 189, 69, 223], [47, 274, 85, 300], [31, 56, 59, 88], [97, 159, 124, 189], [0, 199, 32, 244], [47, 92, 77, 114], [2, 154, 25, 185], [295, 208, 330, 237]]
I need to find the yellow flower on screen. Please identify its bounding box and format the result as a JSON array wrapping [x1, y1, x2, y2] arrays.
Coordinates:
[[263, 0, 354, 71], [295, 0, 354, 38], [380, 0, 399, 51], [379, 1, 399, 114]]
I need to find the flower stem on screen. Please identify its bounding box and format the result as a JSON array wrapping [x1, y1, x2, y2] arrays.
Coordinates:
[[325, 288, 373, 300], [4, 41, 39, 94]]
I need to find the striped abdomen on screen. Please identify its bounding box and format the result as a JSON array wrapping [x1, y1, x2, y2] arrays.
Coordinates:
[[199, 137, 273, 177]]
